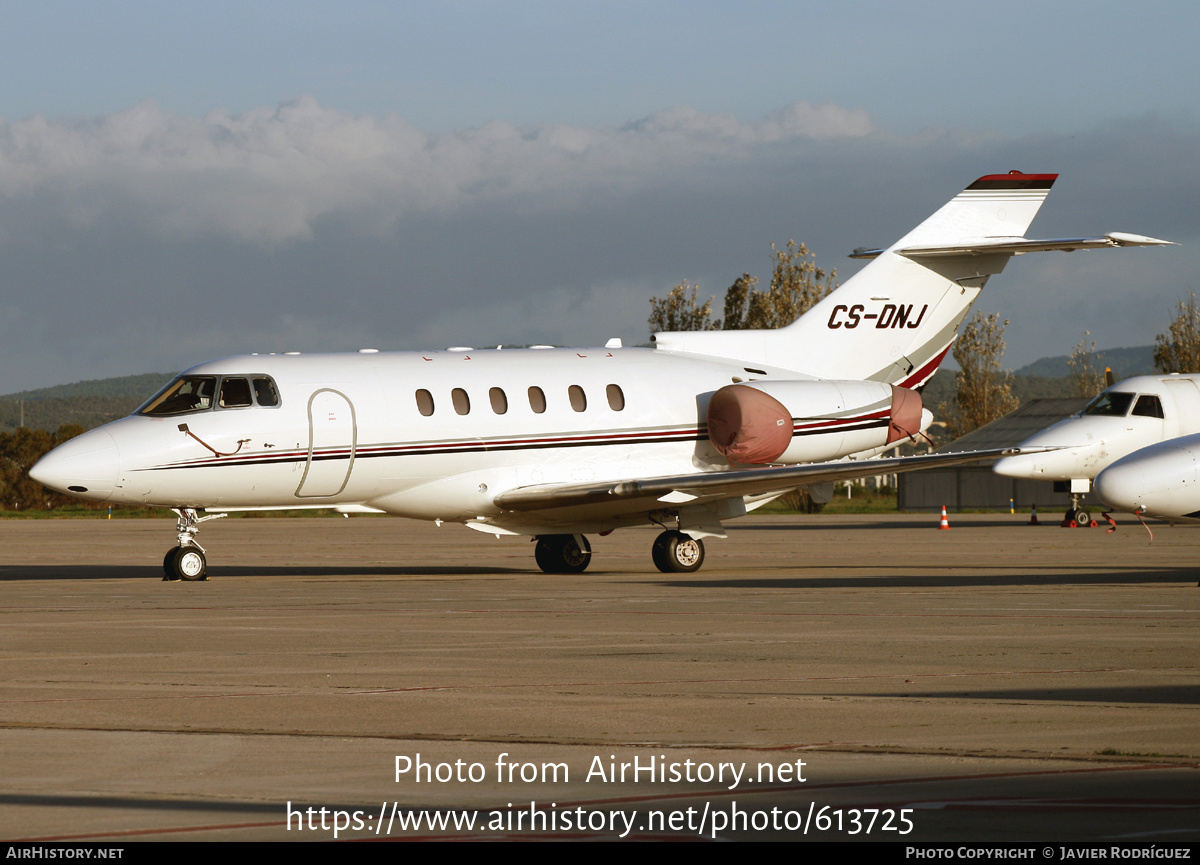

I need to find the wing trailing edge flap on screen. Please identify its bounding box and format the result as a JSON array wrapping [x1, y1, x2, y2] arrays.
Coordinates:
[[492, 447, 1031, 513]]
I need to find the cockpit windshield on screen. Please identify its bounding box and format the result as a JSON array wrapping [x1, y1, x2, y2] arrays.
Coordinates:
[[1082, 391, 1135, 417], [138, 377, 216, 416], [138, 375, 281, 416]]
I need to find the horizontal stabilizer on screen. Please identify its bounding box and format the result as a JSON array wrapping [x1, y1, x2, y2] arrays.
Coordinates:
[[851, 232, 1173, 260]]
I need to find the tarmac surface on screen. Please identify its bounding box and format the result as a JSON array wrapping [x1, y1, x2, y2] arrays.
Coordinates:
[[0, 512, 1197, 842]]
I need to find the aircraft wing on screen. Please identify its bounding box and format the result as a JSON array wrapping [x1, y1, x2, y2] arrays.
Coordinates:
[[849, 232, 1173, 260], [493, 447, 1026, 512]]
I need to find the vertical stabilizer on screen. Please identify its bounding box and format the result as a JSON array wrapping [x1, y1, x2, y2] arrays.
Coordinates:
[[653, 172, 1057, 385]]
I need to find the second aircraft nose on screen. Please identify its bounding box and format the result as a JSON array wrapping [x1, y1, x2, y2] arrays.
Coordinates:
[[28, 428, 120, 501]]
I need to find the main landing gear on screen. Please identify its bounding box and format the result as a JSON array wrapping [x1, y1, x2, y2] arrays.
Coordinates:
[[534, 534, 592, 574], [162, 508, 226, 582], [652, 530, 705, 573], [532, 530, 706, 574]]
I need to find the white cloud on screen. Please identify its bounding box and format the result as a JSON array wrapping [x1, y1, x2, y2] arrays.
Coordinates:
[[0, 97, 875, 244], [0, 98, 1196, 392]]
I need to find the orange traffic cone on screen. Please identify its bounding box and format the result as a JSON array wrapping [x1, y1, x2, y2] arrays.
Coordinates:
[[1029, 504, 1039, 526], [938, 505, 951, 530]]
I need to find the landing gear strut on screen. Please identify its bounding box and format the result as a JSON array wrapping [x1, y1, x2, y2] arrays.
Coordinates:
[[1062, 493, 1095, 528], [162, 508, 226, 582], [652, 530, 705, 573], [534, 534, 592, 574]]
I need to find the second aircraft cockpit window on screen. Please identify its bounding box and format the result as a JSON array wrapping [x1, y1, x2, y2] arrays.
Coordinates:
[[139, 375, 282, 416], [1082, 391, 1135, 417]]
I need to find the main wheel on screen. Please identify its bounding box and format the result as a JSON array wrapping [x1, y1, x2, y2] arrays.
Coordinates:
[[651, 531, 705, 573], [165, 546, 208, 581], [1075, 509, 1091, 527], [534, 534, 591, 574]]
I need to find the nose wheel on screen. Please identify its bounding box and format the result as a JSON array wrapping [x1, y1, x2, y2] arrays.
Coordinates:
[[163, 545, 208, 581], [652, 531, 705, 573], [161, 508, 225, 582]]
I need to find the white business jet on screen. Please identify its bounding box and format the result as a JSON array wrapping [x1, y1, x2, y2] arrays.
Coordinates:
[[1092, 426, 1200, 523], [30, 172, 1169, 580], [994, 373, 1193, 525]]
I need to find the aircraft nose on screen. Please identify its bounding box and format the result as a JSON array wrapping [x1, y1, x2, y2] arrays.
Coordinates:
[[1094, 440, 1200, 514], [1092, 461, 1145, 512], [992, 452, 1037, 478], [29, 428, 120, 501]]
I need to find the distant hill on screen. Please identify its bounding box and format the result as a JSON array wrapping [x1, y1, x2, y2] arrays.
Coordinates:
[[0, 372, 174, 433], [1013, 345, 1155, 380], [2, 372, 175, 403]]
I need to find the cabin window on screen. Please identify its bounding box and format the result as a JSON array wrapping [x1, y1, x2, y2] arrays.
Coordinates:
[[1083, 392, 1134, 417], [219, 377, 253, 408], [528, 386, 546, 414], [253, 377, 280, 407], [137, 376, 217, 416], [415, 389, 435, 416], [606, 384, 625, 411], [1132, 394, 1165, 419], [569, 385, 587, 412], [489, 387, 508, 414], [452, 388, 471, 415]]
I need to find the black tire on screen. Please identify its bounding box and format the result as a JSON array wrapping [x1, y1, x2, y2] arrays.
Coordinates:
[[163, 547, 182, 580], [166, 546, 208, 581], [1075, 510, 1090, 527], [652, 531, 705, 573], [534, 534, 591, 574]]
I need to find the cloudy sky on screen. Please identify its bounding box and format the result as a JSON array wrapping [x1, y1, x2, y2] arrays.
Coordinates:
[[1, 0, 1197, 392]]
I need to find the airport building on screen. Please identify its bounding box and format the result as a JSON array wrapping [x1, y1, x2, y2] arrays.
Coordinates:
[[898, 398, 1104, 514]]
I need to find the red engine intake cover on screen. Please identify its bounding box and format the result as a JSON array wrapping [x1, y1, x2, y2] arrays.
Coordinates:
[[887, 385, 923, 444], [706, 385, 792, 465]]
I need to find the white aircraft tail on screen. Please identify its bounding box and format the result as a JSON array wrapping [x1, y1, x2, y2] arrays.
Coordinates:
[[653, 172, 1122, 387]]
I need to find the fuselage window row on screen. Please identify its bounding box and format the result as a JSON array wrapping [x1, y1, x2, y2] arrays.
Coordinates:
[[412, 384, 627, 416]]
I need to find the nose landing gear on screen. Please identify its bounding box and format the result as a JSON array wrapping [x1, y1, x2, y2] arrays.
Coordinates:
[[1062, 493, 1098, 528], [162, 508, 226, 582]]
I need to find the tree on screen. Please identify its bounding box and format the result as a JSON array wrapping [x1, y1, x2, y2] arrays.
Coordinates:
[[651, 240, 837, 335], [0, 424, 88, 511], [1153, 292, 1200, 374], [720, 273, 757, 330], [937, 312, 1018, 439], [1066, 331, 1105, 397], [648, 281, 719, 332], [721, 240, 837, 329]]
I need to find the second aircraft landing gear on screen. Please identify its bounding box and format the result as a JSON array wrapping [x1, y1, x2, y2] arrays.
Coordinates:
[[652, 530, 705, 573], [162, 508, 226, 582], [534, 534, 592, 574], [1062, 492, 1097, 528]]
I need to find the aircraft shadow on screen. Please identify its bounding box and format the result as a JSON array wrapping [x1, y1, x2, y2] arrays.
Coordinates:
[[653, 566, 1200, 589], [0, 791, 282, 815], [0, 565, 531, 581], [857, 685, 1200, 706]]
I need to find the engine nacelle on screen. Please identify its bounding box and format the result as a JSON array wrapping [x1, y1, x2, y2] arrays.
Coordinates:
[[706, 380, 923, 465]]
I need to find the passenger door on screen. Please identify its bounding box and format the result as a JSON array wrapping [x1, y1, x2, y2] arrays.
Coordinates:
[[295, 388, 357, 498]]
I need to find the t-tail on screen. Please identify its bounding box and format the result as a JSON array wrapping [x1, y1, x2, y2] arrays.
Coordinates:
[[653, 171, 1170, 387]]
